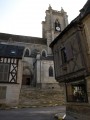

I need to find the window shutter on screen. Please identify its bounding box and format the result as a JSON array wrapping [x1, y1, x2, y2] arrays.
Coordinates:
[[65, 42, 73, 61]]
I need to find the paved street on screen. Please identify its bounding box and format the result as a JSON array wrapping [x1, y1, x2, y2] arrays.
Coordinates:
[[0, 106, 65, 120]]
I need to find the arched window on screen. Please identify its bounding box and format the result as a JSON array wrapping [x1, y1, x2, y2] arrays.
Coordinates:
[[49, 66, 53, 77], [55, 19, 61, 32], [24, 49, 30, 57], [42, 51, 46, 57]]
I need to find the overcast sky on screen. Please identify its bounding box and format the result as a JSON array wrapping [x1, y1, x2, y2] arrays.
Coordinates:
[[0, 0, 87, 37]]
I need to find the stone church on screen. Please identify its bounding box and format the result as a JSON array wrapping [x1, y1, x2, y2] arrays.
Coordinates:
[[0, 5, 68, 105], [0, 5, 68, 88]]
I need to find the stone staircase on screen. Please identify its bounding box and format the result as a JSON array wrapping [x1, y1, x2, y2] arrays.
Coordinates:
[[19, 86, 65, 108]]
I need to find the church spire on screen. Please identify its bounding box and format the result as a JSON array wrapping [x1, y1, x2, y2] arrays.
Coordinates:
[[48, 4, 52, 10], [61, 7, 64, 13]]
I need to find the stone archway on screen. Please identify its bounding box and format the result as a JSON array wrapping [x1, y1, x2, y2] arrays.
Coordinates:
[[22, 66, 33, 85]]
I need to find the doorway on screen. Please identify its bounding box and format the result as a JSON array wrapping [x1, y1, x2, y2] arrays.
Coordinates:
[[22, 75, 32, 85]]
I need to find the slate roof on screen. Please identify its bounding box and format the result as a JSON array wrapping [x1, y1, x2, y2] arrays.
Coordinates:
[[50, 0, 90, 48], [0, 33, 47, 45], [80, 0, 90, 19], [0, 44, 24, 59]]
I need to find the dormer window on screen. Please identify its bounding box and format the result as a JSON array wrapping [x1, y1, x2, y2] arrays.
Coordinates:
[[11, 51, 16, 54]]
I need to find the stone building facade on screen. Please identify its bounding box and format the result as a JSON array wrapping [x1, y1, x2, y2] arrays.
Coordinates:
[[0, 6, 68, 105], [0, 6, 68, 89], [50, 0, 90, 119]]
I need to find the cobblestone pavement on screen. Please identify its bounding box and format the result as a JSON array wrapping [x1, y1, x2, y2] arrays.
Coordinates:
[[0, 106, 65, 120]]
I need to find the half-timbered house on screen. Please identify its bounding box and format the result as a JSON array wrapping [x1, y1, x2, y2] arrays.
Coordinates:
[[50, 0, 90, 119], [0, 44, 24, 106]]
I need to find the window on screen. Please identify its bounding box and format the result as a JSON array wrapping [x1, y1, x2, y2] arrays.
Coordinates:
[[66, 80, 88, 102], [11, 51, 16, 54], [0, 86, 7, 99], [65, 42, 73, 61], [49, 66, 53, 77], [61, 47, 67, 64], [42, 51, 46, 57], [0, 64, 9, 82], [24, 49, 30, 57]]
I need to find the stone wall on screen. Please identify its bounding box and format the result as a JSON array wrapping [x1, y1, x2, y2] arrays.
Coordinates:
[[36, 58, 61, 89], [19, 87, 65, 107]]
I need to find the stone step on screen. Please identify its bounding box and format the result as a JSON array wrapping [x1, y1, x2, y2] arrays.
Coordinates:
[[19, 87, 65, 108]]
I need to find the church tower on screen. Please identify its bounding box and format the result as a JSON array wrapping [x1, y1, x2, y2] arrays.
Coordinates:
[[42, 5, 68, 54]]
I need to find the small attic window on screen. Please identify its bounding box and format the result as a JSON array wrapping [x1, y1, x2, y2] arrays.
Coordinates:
[[11, 51, 16, 54]]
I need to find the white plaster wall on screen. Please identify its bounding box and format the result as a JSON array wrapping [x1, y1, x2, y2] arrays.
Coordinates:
[[0, 84, 20, 106], [0, 60, 23, 106]]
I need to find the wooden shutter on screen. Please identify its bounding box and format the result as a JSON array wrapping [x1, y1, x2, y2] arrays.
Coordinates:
[[0, 86, 7, 99], [65, 42, 73, 61]]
